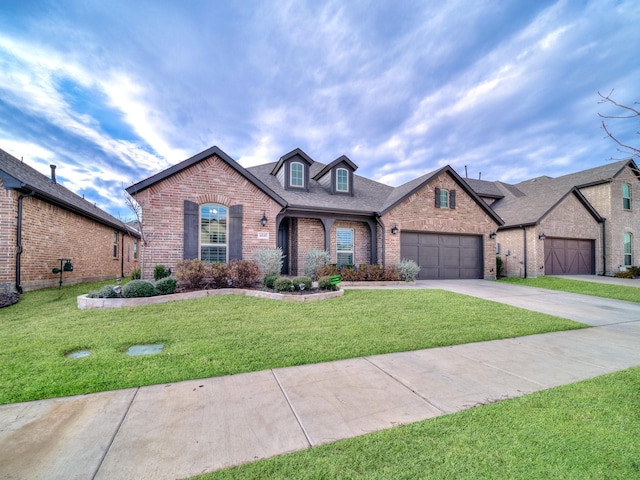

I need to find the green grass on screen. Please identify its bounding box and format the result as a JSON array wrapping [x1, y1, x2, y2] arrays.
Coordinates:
[[0, 281, 585, 405], [196, 367, 640, 479], [499, 276, 640, 303]]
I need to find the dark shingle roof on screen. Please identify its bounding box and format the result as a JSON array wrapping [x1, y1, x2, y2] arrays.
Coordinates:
[[463, 178, 504, 199], [475, 161, 636, 228], [0, 148, 137, 234]]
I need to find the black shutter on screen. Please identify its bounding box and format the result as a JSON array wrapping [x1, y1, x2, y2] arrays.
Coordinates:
[[229, 205, 243, 260], [184, 200, 199, 259], [450, 189, 456, 209], [435, 187, 441, 208]]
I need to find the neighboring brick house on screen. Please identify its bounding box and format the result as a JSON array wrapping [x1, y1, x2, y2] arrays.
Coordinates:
[[0, 148, 139, 292], [467, 160, 639, 277], [126, 146, 503, 280]]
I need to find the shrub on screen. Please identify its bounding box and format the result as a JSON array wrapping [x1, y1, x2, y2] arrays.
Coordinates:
[[628, 266, 640, 277], [368, 263, 385, 281], [615, 270, 634, 279], [155, 277, 177, 295], [274, 277, 293, 292], [496, 256, 504, 278], [254, 248, 284, 276], [153, 264, 171, 281], [209, 262, 230, 288], [0, 290, 20, 308], [304, 249, 331, 280], [130, 267, 141, 280], [175, 259, 207, 289], [396, 259, 421, 282], [383, 265, 401, 281], [228, 259, 261, 288], [292, 276, 313, 291], [264, 274, 278, 289], [122, 280, 158, 298], [355, 264, 369, 281], [318, 276, 338, 291], [317, 264, 339, 278], [87, 285, 120, 299], [339, 265, 357, 281]]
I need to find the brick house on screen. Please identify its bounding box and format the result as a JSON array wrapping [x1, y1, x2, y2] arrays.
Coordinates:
[[0, 148, 139, 292], [467, 160, 639, 277], [126, 146, 503, 280]]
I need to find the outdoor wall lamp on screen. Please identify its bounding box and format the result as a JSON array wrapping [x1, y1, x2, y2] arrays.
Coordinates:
[[391, 225, 399, 235], [539, 233, 546, 240], [489, 232, 497, 239], [260, 212, 268, 227]]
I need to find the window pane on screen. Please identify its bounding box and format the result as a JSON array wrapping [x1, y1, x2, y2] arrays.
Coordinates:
[[624, 233, 632, 266], [201, 246, 227, 263], [336, 228, 354, 267], [291, 162, 304, 187], [337, 168, 348, 192], [440, 189, 449, 208], [623, 184, 631, 210], [201, 206, 227, 244]]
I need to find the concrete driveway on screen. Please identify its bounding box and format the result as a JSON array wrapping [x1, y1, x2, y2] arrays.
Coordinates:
[[1, 279, 639, 479]]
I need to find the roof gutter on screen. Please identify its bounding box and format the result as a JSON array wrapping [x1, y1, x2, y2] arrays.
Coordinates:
[[16, 190, 36, 293]]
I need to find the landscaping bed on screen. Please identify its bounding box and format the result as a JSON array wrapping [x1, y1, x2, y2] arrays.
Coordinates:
[[78, 286, 343, 309]]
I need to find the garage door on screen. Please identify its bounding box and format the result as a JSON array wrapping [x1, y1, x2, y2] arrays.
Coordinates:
[[401, 232, 483, 280], [544, 238, 594, 275]]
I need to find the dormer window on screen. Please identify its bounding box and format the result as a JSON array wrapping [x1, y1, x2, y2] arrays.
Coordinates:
[[290, 162, 304, 188], [336, 168, 349, 192]]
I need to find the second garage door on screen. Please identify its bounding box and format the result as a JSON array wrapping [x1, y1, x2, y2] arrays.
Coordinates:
[[400, 232, 483, 280], [544, 238, 594, 275]]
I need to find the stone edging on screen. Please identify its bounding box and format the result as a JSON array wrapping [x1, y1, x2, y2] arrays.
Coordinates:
[[77, 288, 344, 310], [340, 281, 416, 287]]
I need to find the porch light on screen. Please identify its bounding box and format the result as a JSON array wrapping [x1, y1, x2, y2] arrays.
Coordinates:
[[391, 225, 399, 235], [260, 212, 268, 227], [489, 232, 496, 239], [539, 233, 546, 240]]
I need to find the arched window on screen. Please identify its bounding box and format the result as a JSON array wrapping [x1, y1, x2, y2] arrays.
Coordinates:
[[624, 232, 632, 266], [290, 162, 304, 188], [200, 204, 228, 262], [336, 168, 349, 192]]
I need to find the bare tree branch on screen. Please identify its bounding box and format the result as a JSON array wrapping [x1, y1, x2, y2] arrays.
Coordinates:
[[598, 89, 640, 118], [123, 189, 158, 280], [597, 90, 640, 163]]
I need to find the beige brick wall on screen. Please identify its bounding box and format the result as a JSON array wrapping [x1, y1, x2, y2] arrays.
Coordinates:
[[496, 193, 602, 278], [133, 154, 282, 278], [1, 188, 138, 291], [579, 166, 640, 274], [292, 218, 325, 276], [381, 171, 499, 279]]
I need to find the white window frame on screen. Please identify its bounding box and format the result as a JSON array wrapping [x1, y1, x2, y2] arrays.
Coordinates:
[[624, 232, 632, 266], [336, 228, 354, 267], [623, 183, 631, 210], [336, 168, 349, 192], [290, 161, 304, 188], [440, 189, 449, 208], [113, 231, 119, 258], [200, 204, 228, 263]]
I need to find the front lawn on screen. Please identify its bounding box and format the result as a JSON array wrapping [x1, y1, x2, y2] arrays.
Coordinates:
[[500, 276, 640, 303], [1, 281, 585, 404], [197, 366, 640, 479]]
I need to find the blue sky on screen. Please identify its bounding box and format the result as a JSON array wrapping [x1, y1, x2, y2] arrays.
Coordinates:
[[0, 0, 638, 219]]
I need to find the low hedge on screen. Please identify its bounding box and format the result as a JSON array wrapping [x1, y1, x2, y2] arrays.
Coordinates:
[[122, 280, 158, 298]]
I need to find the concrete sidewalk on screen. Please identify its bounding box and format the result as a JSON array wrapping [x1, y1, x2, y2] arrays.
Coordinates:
[[1, 280, 640, 480]]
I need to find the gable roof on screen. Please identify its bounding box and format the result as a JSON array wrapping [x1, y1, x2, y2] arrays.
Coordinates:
[[379, 165, 504, 225], [470, 161, 635, 228], [127, 145, 503, 223], [312, 155, 358, 181], [125, 145, 287, 206], [0, 148, 136, 234]]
